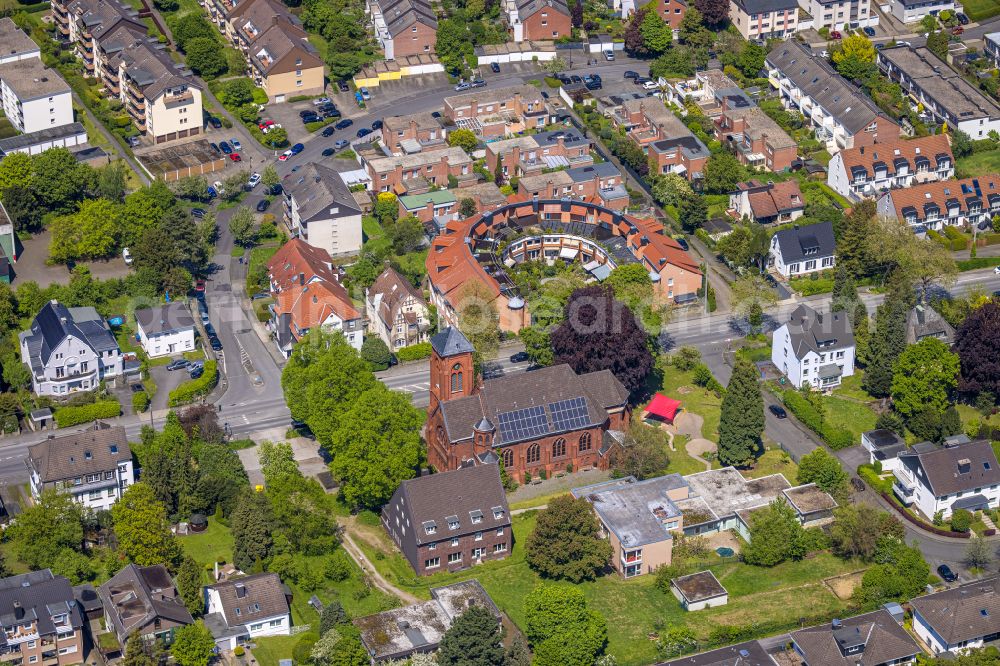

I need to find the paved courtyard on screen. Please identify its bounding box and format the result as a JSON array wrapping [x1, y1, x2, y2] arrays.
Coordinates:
[[15, 230, 131, 287]]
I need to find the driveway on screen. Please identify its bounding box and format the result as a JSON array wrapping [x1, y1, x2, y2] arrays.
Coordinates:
[[237, 437, 328, 488], [149, 363, 189, 412], [261, 101, 317, 145]]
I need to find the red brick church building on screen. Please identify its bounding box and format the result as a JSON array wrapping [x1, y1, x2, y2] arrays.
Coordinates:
[[425, 327, 632, 483]]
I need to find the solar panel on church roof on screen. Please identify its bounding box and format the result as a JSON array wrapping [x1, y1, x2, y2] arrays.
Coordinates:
[[496, 405, 548, 443], [548, 396, 590, 432]]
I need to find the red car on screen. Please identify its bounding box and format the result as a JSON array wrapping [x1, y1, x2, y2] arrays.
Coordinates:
[[258, 120, 275, 130], [194, 278, 206, 292], [830, 30, 842, 38], [229, 153, 242, 161], [952, 26, 964, 35]]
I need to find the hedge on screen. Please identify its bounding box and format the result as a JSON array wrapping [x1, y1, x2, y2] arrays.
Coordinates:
[[168, 361, 218, 407], [957, 257, 1000, 272], [55, 400, 122, 428], [779, 390, 853, 449], [982, 232, 1000, 246], [857, 463, 893, 494], [396, 342, 433, 363], [927, 228, 966, 251], [789, 276, 835, 296], [132, 391, 150, 413]]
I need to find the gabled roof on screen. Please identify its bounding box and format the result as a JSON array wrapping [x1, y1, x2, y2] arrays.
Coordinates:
[[515, 0, 570, 17], [737, 180, 804, 219], [98, 564, 193, 642], [273, 278, 360, 333], [732, 0, 797, 14], [267, 238, 339, 292], [284, 164, 361, 225], [772, 221, 835, 263], [396, 465, 509, 546], [207, 573, 289, 628], [837, 134, 952, 176], [376, 0, 437, 35], [0, 570, 82, 642], [781, 303, 854, 360], [898, 439, 1000, 497], [28, 423, 131, 483], [367, 266, 426, 331], [135, 302, 194, 336], [882, 176, 1000, 220], [910, 576, 999, 645], [20, 300, 120, 372], [905, 304, 954, 345], [790, 610, 920, 666]]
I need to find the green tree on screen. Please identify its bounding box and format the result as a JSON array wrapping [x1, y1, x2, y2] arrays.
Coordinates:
[[111, 482, 181, 568], [387, 215, 424, 254], [832, 34, 877, 81], [437, 606, 505, 666], [926, 30, 949, 59], [829, 504, 904, 561], [173, 13, 217, 51], [264, 126, 288, 149], [261, 165, 279, 192], [122, 632, 160, 666], [677, 191, 707, 232], [703, 152, 745, 194], [853, 301, 871, 367], [319, 602, 348, 635], [525, 495, 613, 582], [228, 206, 257, 247], [5, 491, 84, 570], [176, 556, 204, 617], [448, 128, 479, 153], [951, 508, 973, 533], [831, 266, 858, 313], [856, 540, 929, 605], [524, 585, 607, 666], [171, 621, 215, 666], [519, 325, 553, 367], [863, 297, 908, 397], [359, 336, 393, 371], [718, 358, 764, 467], [891, 337, 959, 419], [741, 498, 807, 566], [736, 41, 766, 77], [184, 37, 227, 77], [678, 7, 711, 49], [797, 448, 847, 494], [97, 161, 129, 202], [49, 199, 123, 263], [459, 198, 477, 218], [222, 79, 256, 107], [32, 148, 93, 213], [964, 535, 993, 570], [611, 421, 670, 480], [639, 9, 672, 55], [0, 152, 32, 192], [231, 489, 274, 571], [373, 192, 398, 226]]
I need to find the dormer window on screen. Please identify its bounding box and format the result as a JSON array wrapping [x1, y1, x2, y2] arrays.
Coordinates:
[[470, 510, 483, 524], [423, 521, 437, 535], [492, 506, 504, 519], [447, 515, 459, 530]]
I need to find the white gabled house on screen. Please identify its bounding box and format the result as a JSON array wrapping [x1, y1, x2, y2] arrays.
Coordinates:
[[768, 222, 836, 279], [135, 303, 196, 359], [910, 577, 999, 655], [771, 304, 855, 390], [204, 574, 291, 651], [893, 439, 1000, 520]]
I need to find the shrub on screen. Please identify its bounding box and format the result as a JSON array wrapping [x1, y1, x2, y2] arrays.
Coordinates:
[[395, 342, 432, 362], [132, 391, 150, 413], [233, 647, 245, 657], [168, 361, 219, 407], [291, 633, 319, 663], [780, 391, 853, 449], [951, 508, 973, 532], [957, 257, 1000, 271], [54, 400, 121, 428]]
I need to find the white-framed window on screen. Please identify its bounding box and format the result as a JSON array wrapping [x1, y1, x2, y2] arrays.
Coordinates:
[[448, 552, 462, 564], [425, 557, 440, 569], [494, 543, 507, 553]]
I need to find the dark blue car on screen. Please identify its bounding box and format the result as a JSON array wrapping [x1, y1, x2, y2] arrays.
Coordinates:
[[291, 143, 305, 155]]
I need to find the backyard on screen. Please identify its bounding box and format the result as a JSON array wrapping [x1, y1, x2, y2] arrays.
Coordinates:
[[960, 0, 1000, 21], [956, 150, 1000, 178]]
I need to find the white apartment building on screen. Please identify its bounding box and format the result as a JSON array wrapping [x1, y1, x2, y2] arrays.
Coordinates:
[[283, 163, 363, 258], [135, 303, 196, 359], [893, 439, 1000, 519], [890, 0, 957, 22], [0, 17, 41, 64], [730, 0, 801, 40], [798, 0, 877, 30], [27, 424, 135, 511], [768, 221, 836, 278], [827, 134, 954, 201], [771, 304, 855, 390], [0, 59, 73, 134]]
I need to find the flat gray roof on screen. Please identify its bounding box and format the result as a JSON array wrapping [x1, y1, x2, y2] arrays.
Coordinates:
[[574, 474, 687, 548]]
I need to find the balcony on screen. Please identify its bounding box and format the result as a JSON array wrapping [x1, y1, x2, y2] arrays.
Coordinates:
[[0, 649, 20, 662], [4, 631, 38, 646], [164, 91, 194, 108], [621, 550, 642, 565]]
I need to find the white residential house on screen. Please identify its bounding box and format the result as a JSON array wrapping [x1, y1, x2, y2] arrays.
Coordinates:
[[204, 574, 291, 651], [768, 221, 836, 278], [861, 429, 907, 475], [826, 134, 954, 201], [797, 0, 878, 30], [27, 423, 135, 511], [911, 577, 1000, 655], [283, 163, 363, 258], [19, 301, 124, 397], [365, 266, 431, 352], [771, 304, 855, 390], [890, 0, 958, 23], [135, 303, 196, 359], [893, 439, 1000, 519], [0, 58, 73, 134]]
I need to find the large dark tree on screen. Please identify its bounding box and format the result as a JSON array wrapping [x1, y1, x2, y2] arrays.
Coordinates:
[[437, 606, 505, 666], [571, 0, 583, 27], [231, 489, 274, 572], [955, 301, 1000, 396], [525, 495, 612, 583], [862, 297, 908, 398], [694, 0, 728, 26], [718, 358, 764, 467], [623, 7, 649, 56], [176, 556, 204, 617], [551, 286, 653, 397]]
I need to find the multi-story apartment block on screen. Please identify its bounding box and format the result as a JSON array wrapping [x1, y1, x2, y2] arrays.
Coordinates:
[[0, 570, 84, 666], [206, 0, 323, 102], [365, 146, 476, 194], [382, 464, 512, 575], [282, 163, 363, 257], [767, 41, 899, 153], [729, 179, 805, 224], [613, 98, 710, 182], [506, 0, 571, 41], [27, 423, 134, 511], [0, 18, 41, 64], [890, 0, 957, 23], [443, 85, 550, 138], [517, 162, 629, 210], [381, 111, 447, 155], [19, 301, 124, 397], [55, 0, 145, 75], [367, 0, 437, 60], [878, 46, 1000, 140], [827, 134, 954, 200], [0, 59, 73, 134], [771, 303, 854, 390], [365, 266, 431, 352], [714, 93, 797, 172], [876, 175, 1000, 231], [616, 0, 686, 24], [485, 128, 593, 181], [799, 0, 876, 30], [729, 0, 800, 39]]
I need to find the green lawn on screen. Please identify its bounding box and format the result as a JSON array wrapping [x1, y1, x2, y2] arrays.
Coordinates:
[[352, 513, 861, 666], [247, 244, 280, 294], [178, 520, 234, 572], [666, 435, 714, 476], [823, 395, 878, 442], [660, 367, 722, 441], [745, 448, 799, 480], [362, 215, 383, 242], [957, 150, 1000, 178], [961, 0, 1000, 21], [251, 634, 300, 666]]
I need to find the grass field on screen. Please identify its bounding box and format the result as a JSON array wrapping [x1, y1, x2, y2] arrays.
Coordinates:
[[351, 512, 862, 666], [251, 634, 300, 666], [744, 448, 799, 480], [660, 367, 722, 441], [961, 0, 1000, 21], [957, 150, 1000, 178]]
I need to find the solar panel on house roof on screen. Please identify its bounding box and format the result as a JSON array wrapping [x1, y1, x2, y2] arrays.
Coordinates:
[[497, 405, 549, 443], [548, 397, 590, 432]]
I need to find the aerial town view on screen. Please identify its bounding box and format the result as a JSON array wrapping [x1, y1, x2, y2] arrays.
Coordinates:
[[0, 0, 998, 661]]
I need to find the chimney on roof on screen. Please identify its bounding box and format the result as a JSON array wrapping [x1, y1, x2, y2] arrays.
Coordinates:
[[13, 601, 24, 620], [958, 458, 971, 473]]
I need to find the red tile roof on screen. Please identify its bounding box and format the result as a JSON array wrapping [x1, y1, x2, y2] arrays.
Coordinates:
[[267, 238, 338, 292], [838, 134, 952, 175], [883, 175, 1000, 219]]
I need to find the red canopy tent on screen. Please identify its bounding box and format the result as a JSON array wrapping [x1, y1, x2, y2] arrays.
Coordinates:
[[644, 393, 682, 424]]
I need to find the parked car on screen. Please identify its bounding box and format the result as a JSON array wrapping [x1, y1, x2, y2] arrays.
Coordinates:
[[279, 149, 293, 161], [952, 25, 964, 34], [191, 208, 206, 218], [322, 108, 341, 119], [454, 81, 471, 91], [604, 49, 615, 61], [863, 26, 876, 36], [208, 116, 222, 129], [371, 119, 383, 130], [937, 564, 958, 582], [357, 127, 372, 138], [219, 141, 232, 154], [830, 30, 842, 38], [768, 404, 788, 419], [210, 337, 223, 351], [322, 125, 336, 137], [471, 79, 487, 88], [259, 120, 275, 130], [268, 184, 283, 196], [491, 62, 500, 72], [301, 114, 320, 124], [337, 80, 350, 92], [957, 12, 969, 23], [335, 118, 353, 130], [207, 186, 218, 199], [257, 198, 271, 212], [299, 110, 316, 118], [510, 351, 530, 363], [322, 147, 335, 157], [189, 366, 204, 380], [313, 97, 332, 106], [359, 87, 371, 100], [290, 143, 305, 155], [229, 153, 242, 162], [122, 247, 133, 265], [247, 172, 261, 189], [642, 79, 660, 90], [624, 70, 639, 79], [334, 139, 350, 150], [635, 76, 652, 86], [167, 359, 189, 371], [209, 142, 220, 153], [231, 139, 242, 151], [570, 74, 583, 84], [262, 123, 282, 134]]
